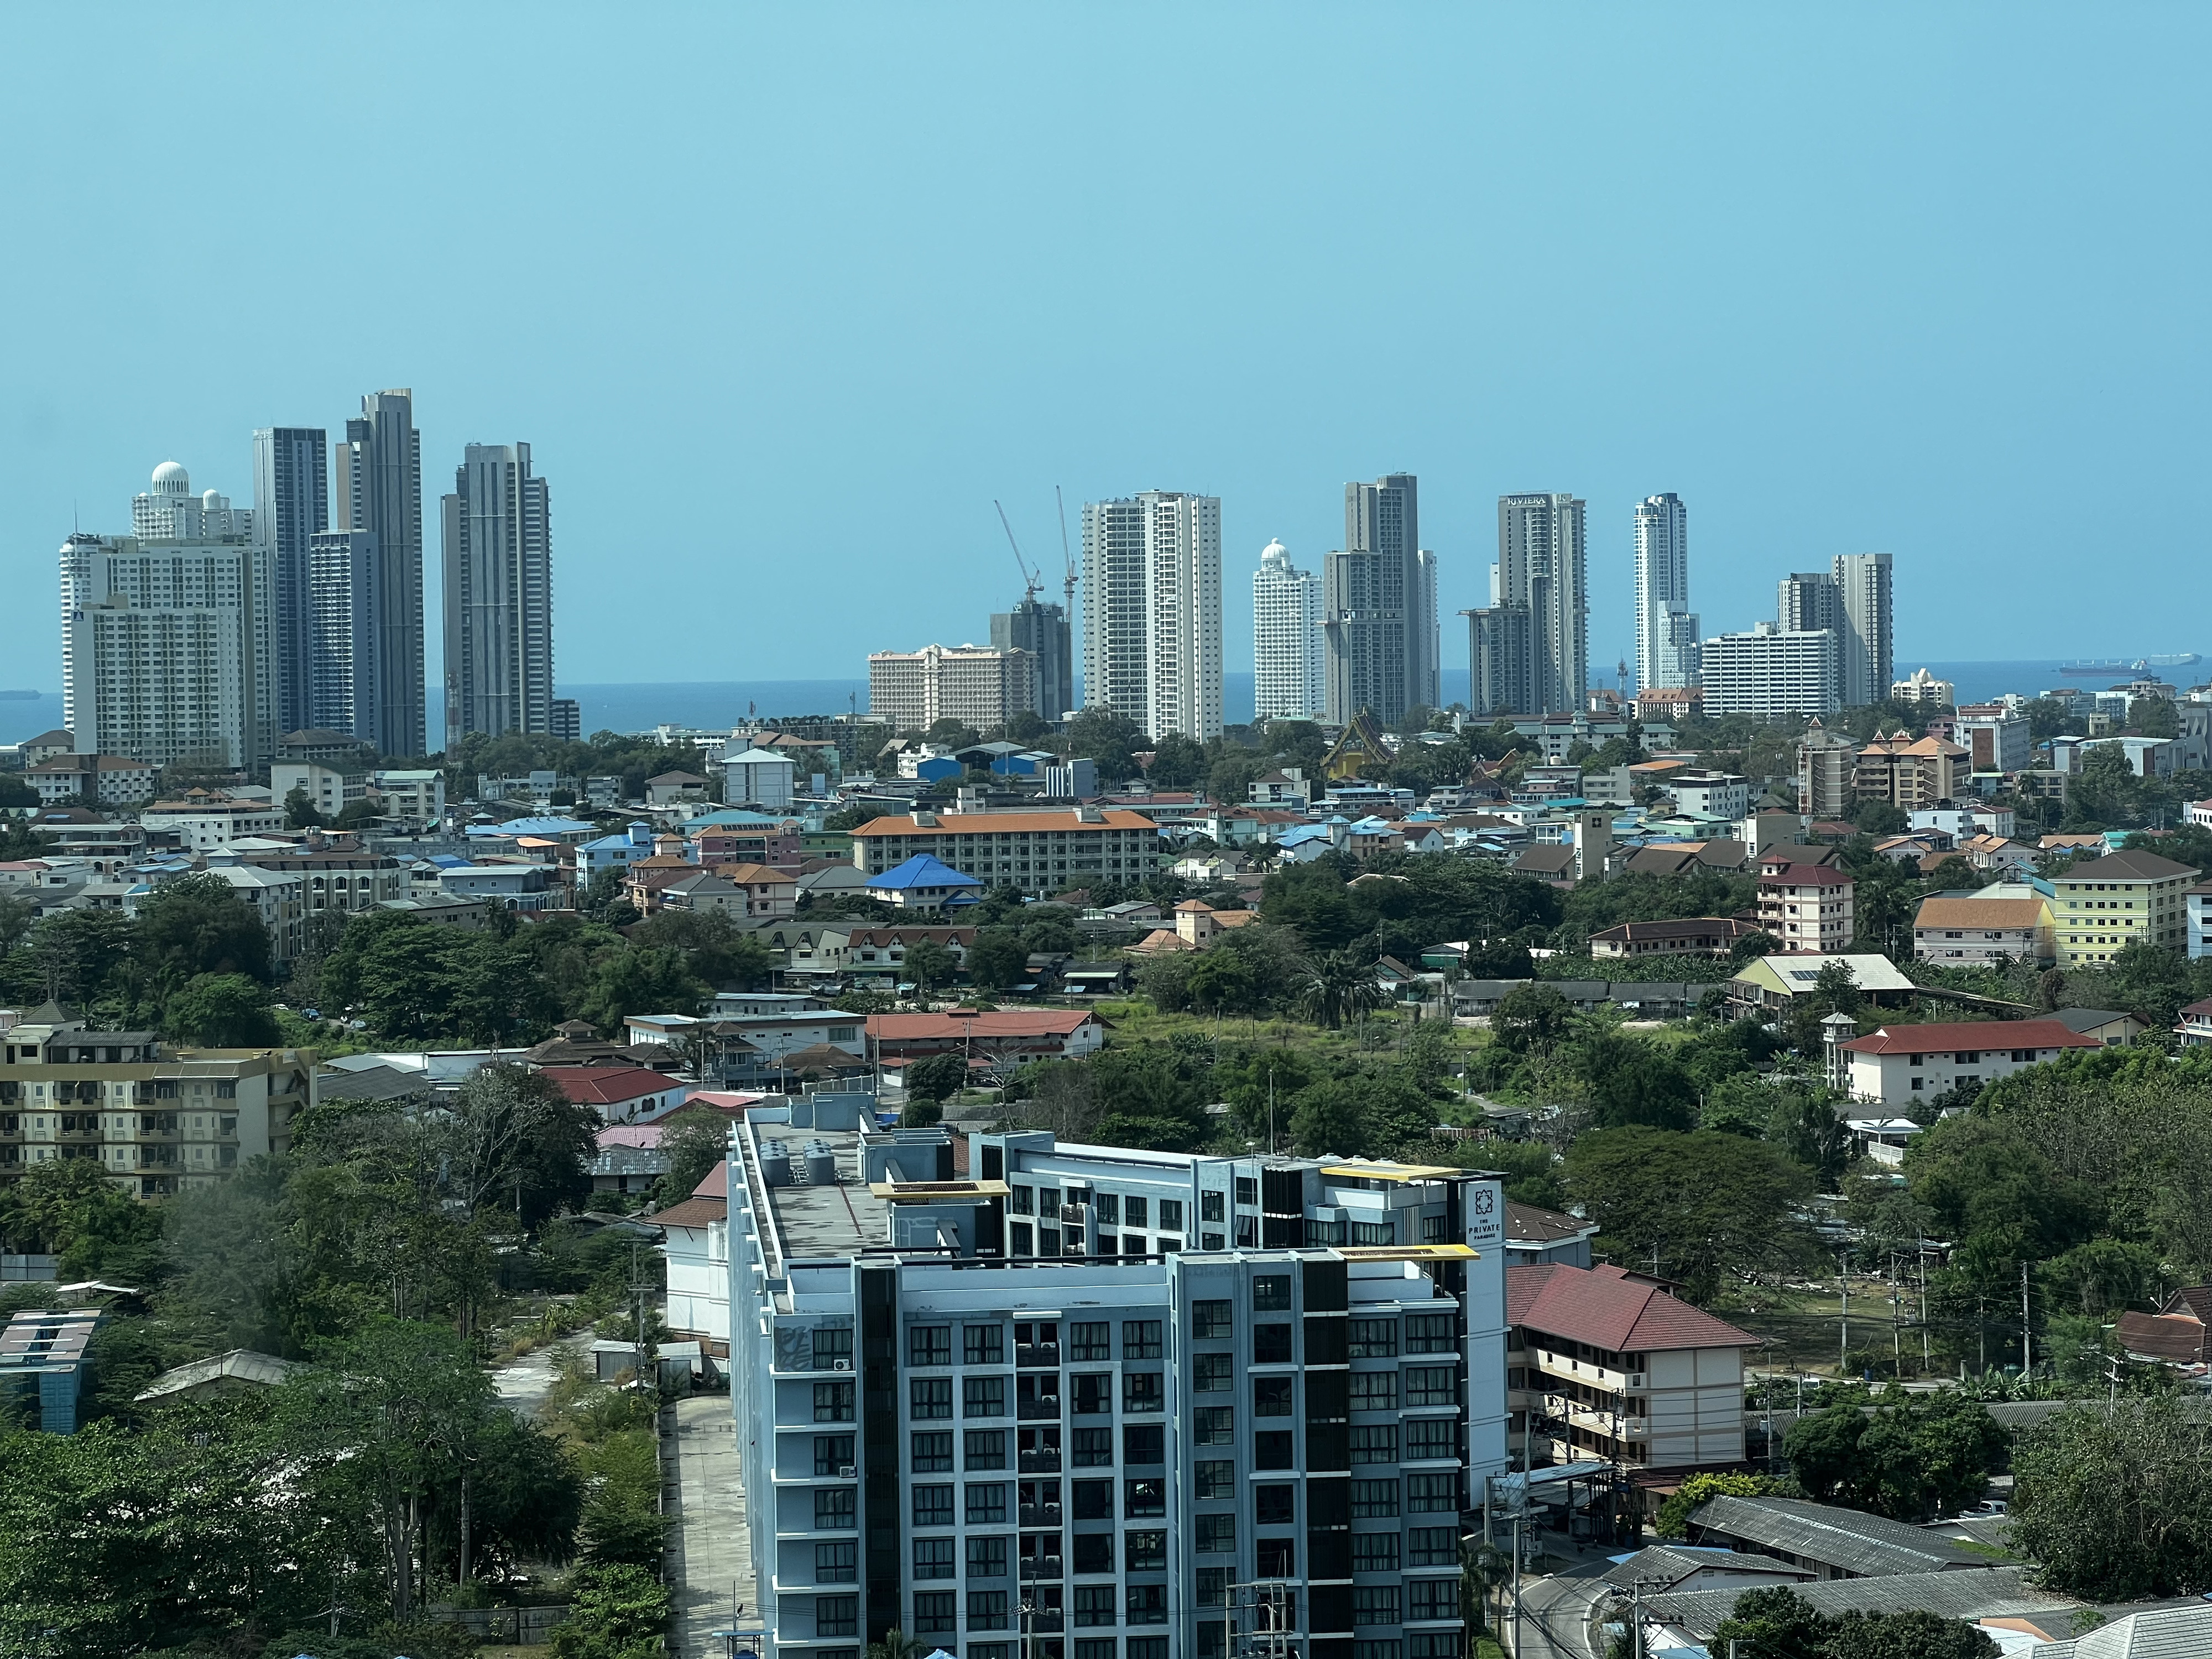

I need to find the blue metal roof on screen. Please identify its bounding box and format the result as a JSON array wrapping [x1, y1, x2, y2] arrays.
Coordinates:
[[866, 853, 982, 891], [471, 816, 595, 837]]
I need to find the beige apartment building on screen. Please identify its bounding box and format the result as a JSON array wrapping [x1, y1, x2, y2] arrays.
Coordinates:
[[2053, 847, 2200, 967], [849, 805, 1161, 896], [867, 643, 1035, 734], [0, 1005, 315, 1197]]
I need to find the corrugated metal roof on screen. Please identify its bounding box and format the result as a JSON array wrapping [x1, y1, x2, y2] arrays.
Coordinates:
[[1688, 1494, 1991, 1577], [1646, 1564, 2064, 1638], [1980, 1601, 2212, 1659]]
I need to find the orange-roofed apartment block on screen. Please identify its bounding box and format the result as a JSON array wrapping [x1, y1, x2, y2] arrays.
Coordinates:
[[849, 805, 1161, 896], [1831, 1019, 2101, 1108]]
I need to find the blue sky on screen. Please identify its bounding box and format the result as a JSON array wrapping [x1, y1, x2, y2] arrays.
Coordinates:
[[2, 4, 2205, 690]]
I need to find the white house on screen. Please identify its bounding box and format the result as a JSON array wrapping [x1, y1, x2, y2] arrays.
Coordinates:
[[722, 747, 796, 811], [656, 1157, 729, 1354], [1831, 1018, 2101, 1107]]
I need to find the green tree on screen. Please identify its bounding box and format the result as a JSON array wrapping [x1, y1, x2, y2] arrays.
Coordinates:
[[2010, 1396, 2212, 1600], [578, 946, 706, 1033], [903, 938, 958, 993], [137, 871, 274, 989], [1187, 947, 1260, 1016], [1783, 1389, 2007, 1521], [548, 1561, 670, 1659], [1712, 1588, 1832, 1659], [1653, 1471, 1783, 1538], [1490, 982, 1575, 1055], [0, 1157, 164, 1281], [1564, 1127, 1818, 1301], [655, 1109, 733, 1206], [282, 784, 326, 829], [1147, 733, 1207, 789], [1066, 706, 1146, 785], [1289, 1080, 1369, 1158], [1296, 948, 1385, 1030], [162, 971, 280, 1047], [1089, 1045, 1211, 1152], [905, 1051, 971, 1104], [964, 927, 1031, 992]]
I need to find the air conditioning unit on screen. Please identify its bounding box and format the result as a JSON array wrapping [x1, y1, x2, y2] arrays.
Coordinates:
[[832, 1359, 852, 1371], [838, 1463, 856, 1478]]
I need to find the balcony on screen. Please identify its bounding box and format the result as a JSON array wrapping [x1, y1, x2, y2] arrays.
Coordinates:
[[1019, 1556, 1064, 1582], [1541, 1393, 1647, 1438], [1018, 1394, 1062, 1421], [1016, 1343, 1061, 1369], [1018, 1503, 1063, 1527], [1531, 1346, 1643, 1394], [1025, 1611, 1066, 1634], [1018, 1449, 1062, 1474]]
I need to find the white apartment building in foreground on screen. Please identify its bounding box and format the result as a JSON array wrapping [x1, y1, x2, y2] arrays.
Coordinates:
[[725, 1108, 1507, 1659]]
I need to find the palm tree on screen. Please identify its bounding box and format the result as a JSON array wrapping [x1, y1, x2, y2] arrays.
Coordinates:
[[868, 1630, 924, 1659], [1297, 948, 1386, 1030]]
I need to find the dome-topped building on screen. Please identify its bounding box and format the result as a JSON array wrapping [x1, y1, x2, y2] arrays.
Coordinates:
[[149, 460, 190, 495], [132, 460, 251, 541]]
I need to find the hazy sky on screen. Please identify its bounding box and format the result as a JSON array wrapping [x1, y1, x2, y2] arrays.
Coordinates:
[[3, 4, 2205, 690]]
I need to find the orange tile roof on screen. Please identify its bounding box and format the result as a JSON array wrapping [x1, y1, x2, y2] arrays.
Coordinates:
[[1913, 897, 2047, 930], [1508, 1263, 1755, 1352], [850, 809, 1160, 836]]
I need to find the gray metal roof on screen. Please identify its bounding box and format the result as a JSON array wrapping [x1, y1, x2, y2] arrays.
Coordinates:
[[1645, 1564, 2068, 1639], [1982, 1602, 2212, 1659], [1688, 1494, 1992, 1577], [1602, 1543, 1807, 1593]]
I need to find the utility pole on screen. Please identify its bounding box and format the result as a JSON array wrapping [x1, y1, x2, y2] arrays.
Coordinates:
[[1839, 1260, 1849, 1375], [2022, 1259, 2033, 1376]]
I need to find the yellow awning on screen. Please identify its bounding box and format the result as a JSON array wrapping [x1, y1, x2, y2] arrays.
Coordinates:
[[1319, 1162, 1465, 1183], [1334, 1244, 1479, 1261], [868, 1180, 1013, 1202]]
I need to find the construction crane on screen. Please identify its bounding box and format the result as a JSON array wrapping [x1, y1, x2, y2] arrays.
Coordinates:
[[1055, 484, 1077, 619], [994, 499, 1041, 603]]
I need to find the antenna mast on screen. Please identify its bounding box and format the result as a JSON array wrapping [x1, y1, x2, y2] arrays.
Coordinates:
[[994, 500, 1041, 603]]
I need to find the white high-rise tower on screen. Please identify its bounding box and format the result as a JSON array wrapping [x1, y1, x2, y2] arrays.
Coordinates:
[[1252, 539, 1323, 721], [1079, 491, 1222, 739], [1633, 493, 1698, 691]]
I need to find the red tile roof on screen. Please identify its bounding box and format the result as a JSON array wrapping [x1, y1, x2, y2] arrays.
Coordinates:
[[1838, 1019, 2100, 1057], [2115, 1308, 2210, 1364], [539, 1065, 686, 1105], [1758, 864, 1852, 887], [653, 1196, 726, 1229], [692, 1158, 728, 1199], [867, 1011, 1099, 1041], [1507, 1262, 1755, 1353]]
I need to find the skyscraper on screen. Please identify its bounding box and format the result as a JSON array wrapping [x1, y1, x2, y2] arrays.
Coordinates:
[[1324, 473, 1425, 724], [1633, 493, 1699, 691], [1252, 538, 1324, 721], [252, 427, 329, 736], [1776, 553, 1893, 708], [989, 597, 1072, 721], [307, 531, 380, 743], [333, 390, 425, 757], [441, 441, 554, 748], [1487, 492, 1588, 714], [1079, 491, 1222, 740]]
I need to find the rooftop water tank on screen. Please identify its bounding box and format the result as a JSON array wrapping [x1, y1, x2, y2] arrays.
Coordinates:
[[805, 1144, 838, 1186], [759, 1145, 791, 1188]]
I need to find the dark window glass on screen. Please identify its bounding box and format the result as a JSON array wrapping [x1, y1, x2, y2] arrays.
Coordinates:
[[966, 1324, 1005, 1365], [1070, 1321, 1110, 1361], [1254, 1375, 1294, 1416], [1073, 1479, 1113, 1519], [813, 1434, 854, 1476], [909, 1325, 951, 1366], [911, 1431, 953, 1472], [1196, 1459, 1236, 1499], [966, 1429, 1007, 1470], [1122, 1319, 1162, 1359], [1124, 1425, 1164, 1465], [1253, 1274, 1292, 1311], [912, 1484, 953, 1527], [1125, 1477, 1166, 1517], [1193, 1300, 1232, 1339], [1255, 1484, 1295, 1524], [1254, 1324, 1293, 1364], [1072, 1427, 1114, 1466]]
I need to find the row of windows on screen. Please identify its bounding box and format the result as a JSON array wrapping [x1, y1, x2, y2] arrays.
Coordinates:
[[909, 1320, 1161, 1366], [901, 1425, 1163, 1472]]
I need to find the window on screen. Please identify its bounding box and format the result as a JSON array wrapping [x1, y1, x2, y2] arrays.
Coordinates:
[[813, 1435, 854, 1476], [1124, 1373, 1164, 1413], [1159, 1199, 1182, 1230], [1195, 1459, 1236, 1500], [1407, 1526, 1458, 1567], [1125, 1530, 1166, 1572], [914, 1537, 956, 1579], [1235, 1177, 1259, 1206], [1354, 1532, 1401, 1572], [1193, 1300, 1232, 1339], [1203, 1232, 1225, 1250], [1194, 1407, 1234, 1446], [1201, 1190, 1225, 1221], [1354, 1587, 1402, 1627], [1254, 1375, 1294, 1416], [1196, 1512, 1237, 1553], [1073, 1479, 1113, 1519], [1073, 1373, 1113, 1415], [1256, 1535, 1296, 1577], [1405, 1366, 1457, 1406], [1348, 1318, 1397, 1358], [1405, 1314, 1454, 1354], [967, 1483, 1008, 1524], [966, 1376, 1007, 1417], [815, 1541, 857, 1582], [909, 1325, 951, 1367], [816, 1595, 858, 1637], [1011, 1222, 1034, 1254], [1357, 1643, 1405, 1659], [967, 1535, 1009, 1578], [1075, 1642, 1116, 1659], [1124, 1425, 1164, 1464], [1406, 1418, 1457, 1461], [1350, 1371, 1398, 1411], [1253, 1274, 1292, 1311], [1130, 1640, 1168, 1659], [966, 1429, 1006, 1469], [913, 1590, 956, 1636], [1255, 1483, 1295, 1524], [911, 1378, 952, 1419], [814, 1381, 854, 1422], [1127, 1584, 1167, 1625], [1408, 1579, 1457, 1621], [1352, 1220, 1396, 1246], [1253, 1324, 1293, 1364], [1350, 1425, 1399, 1463], [1352, 1479, 1400, 1518], [1074, 1536, 1114, 1577], [1070, 1321, 1110, 1361], [1073, 1427, 1114, 1467], [1123, 1477, 1166, 1517], [1236, 1217, 1260, 1247], [1407, 1473, 1457, 1511], [966, 1323, 1005, 1365], [1013, 1184, 1034, 1215], [1074, 1585, 1117, 1626], [969, 1590, 1009, 1630], [811, 1326, 853, 1369], [1255, 1431, 1295, 1469], [911, 1432, 953, 1473], [912, 1485, 954, 1527], [1195, 1353, 1234, 1392], [1123, 1319, 1162, 1359], [1096, 1233, 1118, 1256], [814, 1488, 856, 1530]]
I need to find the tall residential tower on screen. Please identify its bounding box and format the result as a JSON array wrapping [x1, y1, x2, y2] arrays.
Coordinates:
[[989, 598, 1073, 722], [1324, 473, 1432, 724], [441, 442, 554, 747], [1079, 492, 1222, 740], [252, 426, 329, 736], [1776, 553, 1893, 708], [1632, 493, 1698, 692], [1468, 493, 1587, 716], [1252, 539, 1324, 722], [333, 390, 425, 757]]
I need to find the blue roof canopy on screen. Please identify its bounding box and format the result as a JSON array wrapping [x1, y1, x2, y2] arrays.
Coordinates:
[[866, 853, 983, 891]]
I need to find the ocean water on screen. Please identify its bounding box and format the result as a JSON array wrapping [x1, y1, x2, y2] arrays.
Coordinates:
[[1, 655, 2199, 749]]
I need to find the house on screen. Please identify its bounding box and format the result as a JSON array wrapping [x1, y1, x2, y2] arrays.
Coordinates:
[[1319, 710, 1395, 780], [840, 926, 977, 980], [2055, 848, 2199, 967], [371, 769, 446, 823], [648, 870, 749, 919], [721, 747, 797, 811], [656, 1160, 729, 1353], [1248, 769, 1313, 808], [1171, 899, 1258, 947], [540, 1066, 696, 1124], [690, 862, 797, 919], [1589, 917, 1760, 961], [645, 770, 712, 806], [1830, 1019, 2101, 1108], [1757, 858, 1854, 951], [1601, 1545, 1809, 1600], [139, 792, 287, 852], [25, 754, 156, 806], [14, 728, 76, 766], [1910, 891, 2055, 966], [1511, 844, 1580, 888], [1683, 1494, 1991, 1580], [2046, 1006, 2141, 1046], [1663, 770, 1750, 821], [1505, 1202, 1598, 1269], [865, 853, 984, 912], [270, 760, 368, 818], [1855, 731, 1967, 810], [438, 863, 552, 911], [1726, 952, 1918, 1020], [1955, 833, 2039, 878], [133, 1348, 299, 1405], [1619, 839, 1749, 878], [2176, 997, 2212, 1048], [1507, 1262, 1755, 1470], [0, 1306, 108, 1432], [2114, 1287, 2212, 1368], [865, 1009, 1106, 1065], [578, 822, 657, 881]]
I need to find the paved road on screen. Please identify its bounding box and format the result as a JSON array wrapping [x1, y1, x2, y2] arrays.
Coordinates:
[[667, 1392, 757, 1659], [489, 1333, 591, 1417], [1506, 1558, 1619, 1659]]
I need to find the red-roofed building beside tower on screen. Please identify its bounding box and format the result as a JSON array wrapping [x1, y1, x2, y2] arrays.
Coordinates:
[[539, 1065, 697, 1124], [1507, 1262, 1755, 1470], [1830, 1018, 2101, 1108], [1757, 858, 1855, 951], [656, 1159, 729, 1354]]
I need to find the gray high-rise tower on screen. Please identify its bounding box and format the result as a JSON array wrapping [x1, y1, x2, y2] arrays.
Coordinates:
[[990, 597, 1072, 722], [333, 390, 425, 757], [1325, 472, 1428, 724], [441, 442, 554, 748], [1777, 553, 1892, 707], [1633, 493, 1698, 692], [252, 427, 328, 735], [1472, 493, 1587, 716]]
